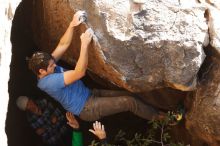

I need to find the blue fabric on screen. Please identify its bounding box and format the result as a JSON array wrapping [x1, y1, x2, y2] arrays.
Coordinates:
[[37, 66, 91, 115]]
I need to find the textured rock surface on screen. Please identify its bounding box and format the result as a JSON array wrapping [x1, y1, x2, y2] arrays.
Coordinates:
[[184, 2, 220, 145], [207, 6, 220, 55], [29, 1, 220, 145], [1, 0, 218, 145], [32, 0, 208, 92], [186, 57, 220, 146], [0, 0, 21, 145], [199, 0, 220, 10]]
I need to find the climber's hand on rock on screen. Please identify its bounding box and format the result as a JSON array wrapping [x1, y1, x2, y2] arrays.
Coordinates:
[[80, 28, 93, 47], [70, 10, 87, 27]]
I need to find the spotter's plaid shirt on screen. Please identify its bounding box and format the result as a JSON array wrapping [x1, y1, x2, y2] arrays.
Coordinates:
[[27, 99, 68, 145]]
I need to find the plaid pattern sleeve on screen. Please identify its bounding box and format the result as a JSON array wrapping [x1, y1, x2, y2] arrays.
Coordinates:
[[27, 99, 68, 145]]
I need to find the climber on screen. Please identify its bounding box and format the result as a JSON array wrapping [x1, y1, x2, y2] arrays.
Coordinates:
[[27, 10, 166, 122]]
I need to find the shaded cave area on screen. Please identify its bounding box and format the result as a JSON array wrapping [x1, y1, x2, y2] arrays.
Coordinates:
[[5, 0, 208, 146]]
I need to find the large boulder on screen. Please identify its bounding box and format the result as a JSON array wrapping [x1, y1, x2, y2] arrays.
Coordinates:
[[186, 57, 220, 146], [185, 3, 220, 145], [27, 0, 220, 145], [32, 0, 208, 92]]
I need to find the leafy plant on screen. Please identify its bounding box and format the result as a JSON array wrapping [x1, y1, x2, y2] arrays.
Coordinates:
[[90, 112, 185, 146]]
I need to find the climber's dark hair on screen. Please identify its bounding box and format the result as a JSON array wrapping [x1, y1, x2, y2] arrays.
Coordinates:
[[28, 51, 54, 75]]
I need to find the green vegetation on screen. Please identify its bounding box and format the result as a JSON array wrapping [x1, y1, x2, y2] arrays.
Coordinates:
[[90, 112, 185, 146]]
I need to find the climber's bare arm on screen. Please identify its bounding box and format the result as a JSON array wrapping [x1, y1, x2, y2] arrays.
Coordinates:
[[52, 11, 86, 62]]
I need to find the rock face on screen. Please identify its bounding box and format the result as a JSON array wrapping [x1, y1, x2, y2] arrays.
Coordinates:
[[207, 6, 220, 55], [30, 0, 220, 145], [32, 0, 208, 92], [186, 57, 220, 146], [185, 2, 220, 146], [0, 0, 21, 145]]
